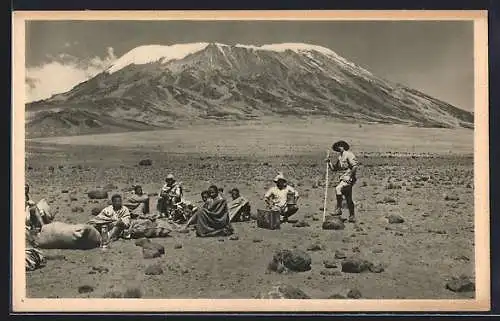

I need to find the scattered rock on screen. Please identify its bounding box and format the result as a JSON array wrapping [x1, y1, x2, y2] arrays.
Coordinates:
[[347, 289, 362, 299], [306, 243, 324, 252], [78, 285, 94, 294], [139, 159, 153, 166], [328, 293, 347, 299], [372, 249, 383, 254], [174, 243, 183, 249], [229, 235, 239, 241], [61, 189, 69, 193], [71, 206, 84, 213], [103, 183, 118, 192], [69, 194, 78, 201], [322, 217, 345, 230], [444, 194, 460, 201], [252, 238, 262, 243], [334, 250, 347, 259], [270, 249, 312, 272], [320, 269, 341, 276], [323, 260, 337, 269], [293, 220, 310, 228], [369, 263, 385, 273], [103, 291, 123, 298], [387, 214, 405, 224], [123, 287, 142, 298], [87, 190, 109, 200], [453, 255, 470, 262], [135, 238, 151, 247], [446, 275, 475, 292], [91, 266, 109, 273], [341, 258, 373, 273], [145, 263, 164, 275], [142, 242, 165, 259], [258, 284, 311, 299]]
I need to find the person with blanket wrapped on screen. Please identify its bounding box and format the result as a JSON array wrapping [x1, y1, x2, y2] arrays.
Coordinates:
[[264, 173, 300, 223], [194, 185, 234, 237], [25, 184, 46, 231], [157, 174, 183, 219], [123, 185, 150, 218], [25, 184, 46, 271], [228, 188, 251, 222], [88, 194, 131, 244]]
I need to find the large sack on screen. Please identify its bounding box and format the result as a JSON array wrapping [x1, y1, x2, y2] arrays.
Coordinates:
[[36, 222, 102, 250]]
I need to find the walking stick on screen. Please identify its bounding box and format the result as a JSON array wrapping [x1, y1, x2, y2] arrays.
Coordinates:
[[322, 150, 330, 223]]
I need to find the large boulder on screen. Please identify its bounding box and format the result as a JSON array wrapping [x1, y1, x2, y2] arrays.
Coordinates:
[[341, 257, 374, 273], [270, 249, 312, 272]]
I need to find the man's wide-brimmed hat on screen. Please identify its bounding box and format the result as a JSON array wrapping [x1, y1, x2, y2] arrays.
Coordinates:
[[273, 173, 287, 183], [166, 174, 175, 180], [332, 140, 350, 152]]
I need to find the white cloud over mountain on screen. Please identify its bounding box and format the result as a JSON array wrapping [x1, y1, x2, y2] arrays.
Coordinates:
[[25, 47, 117, 103]]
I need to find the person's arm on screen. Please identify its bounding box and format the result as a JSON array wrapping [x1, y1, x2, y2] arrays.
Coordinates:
[[264, 188, 274, 206], [347, 153, 359, 179]]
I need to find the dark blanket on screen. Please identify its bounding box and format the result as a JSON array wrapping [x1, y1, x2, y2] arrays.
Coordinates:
[[195, 196, 233, 237]]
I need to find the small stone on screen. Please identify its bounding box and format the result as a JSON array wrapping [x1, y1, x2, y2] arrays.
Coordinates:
[[103, 291, 123, 298], [328, 294, 347, 299], [335, 251, 347, 259], [446, 275, 475, 292], [61, 189, 69, 193], [293, 220, 310, 228], [322, 218, 345, 230], [229, 235, 239, 241], [174, 244, 183, 249], [320, 269, 342, 276], [139, 159, 153, 166], [372, 249, 383, 254], [87, 190, 109, 200], [347, 289, 362, 299], [145, 263, 164, 275], [307, 243, 324, 252], [91, 266, 109, 273], [78, 285, 94, 294], [387, 214, 405, 224], [71, 206, 84, 213], [253, 238, 262, 243], [259, 284, 311, 299], [369, 263, 385, 273], [323, 260, 337, 268]]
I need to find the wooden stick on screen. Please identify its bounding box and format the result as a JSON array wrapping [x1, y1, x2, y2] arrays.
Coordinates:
[[322, 150, 330, 223]]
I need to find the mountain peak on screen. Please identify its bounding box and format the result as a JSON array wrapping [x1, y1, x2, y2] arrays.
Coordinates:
[[106, 42, 355, 74]]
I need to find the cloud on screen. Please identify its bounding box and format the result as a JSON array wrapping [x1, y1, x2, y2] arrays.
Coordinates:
[[25, 47, 117, 103]]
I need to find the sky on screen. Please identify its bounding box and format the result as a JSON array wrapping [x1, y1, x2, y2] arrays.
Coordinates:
[[25, 20, 474, 111]]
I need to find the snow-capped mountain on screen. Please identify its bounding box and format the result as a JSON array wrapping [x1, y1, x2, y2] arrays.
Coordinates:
[[26, 42, 474, 137]]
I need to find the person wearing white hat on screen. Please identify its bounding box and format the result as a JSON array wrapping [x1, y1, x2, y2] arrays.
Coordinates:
[[264, 173, 300, 223], [157, 174, 183, 218]]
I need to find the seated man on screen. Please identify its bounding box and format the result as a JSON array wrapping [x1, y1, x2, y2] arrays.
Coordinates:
[[264, 173, 300, 223], [123, 185, 150, 218], [157, 174, 183, 218], [228, 188, 251, 222], [88, 194, 131, 244], [193, 185, 233, 237]]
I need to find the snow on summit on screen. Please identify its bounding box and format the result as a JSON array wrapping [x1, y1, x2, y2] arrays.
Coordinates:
[[106, 43, 210, 73], [106, 42, 372, 76]]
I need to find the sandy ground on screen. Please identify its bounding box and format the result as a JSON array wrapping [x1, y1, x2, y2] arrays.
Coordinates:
[[23, 122, 474, 299]]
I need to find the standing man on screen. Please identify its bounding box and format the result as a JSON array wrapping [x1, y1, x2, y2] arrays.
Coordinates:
[[326, 140, 359, 223], [157, 174, 183, 218], [264, 173, 299, 223]]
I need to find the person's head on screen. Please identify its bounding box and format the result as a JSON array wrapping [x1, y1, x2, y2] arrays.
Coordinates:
[[201, 190, 210, 202], [111, 194, 123, 209], [165, 174, 175, 185], [134, 185, 143, 195], [218, 187, 224, 194], [273, 173, 287, 189], [230, 188, 240, 200], [332, 140, 350, 154], [208, 185, 219, 199]]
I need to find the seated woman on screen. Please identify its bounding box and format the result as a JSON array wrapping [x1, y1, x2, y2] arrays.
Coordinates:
[[193, 185, 233, 237], [228, 188, 251, 222], [88, 194, 131, 243], [123, 185, 150, 218]]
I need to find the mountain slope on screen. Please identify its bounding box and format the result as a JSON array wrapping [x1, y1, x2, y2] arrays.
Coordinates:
[[26, 42, 474, 138]]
